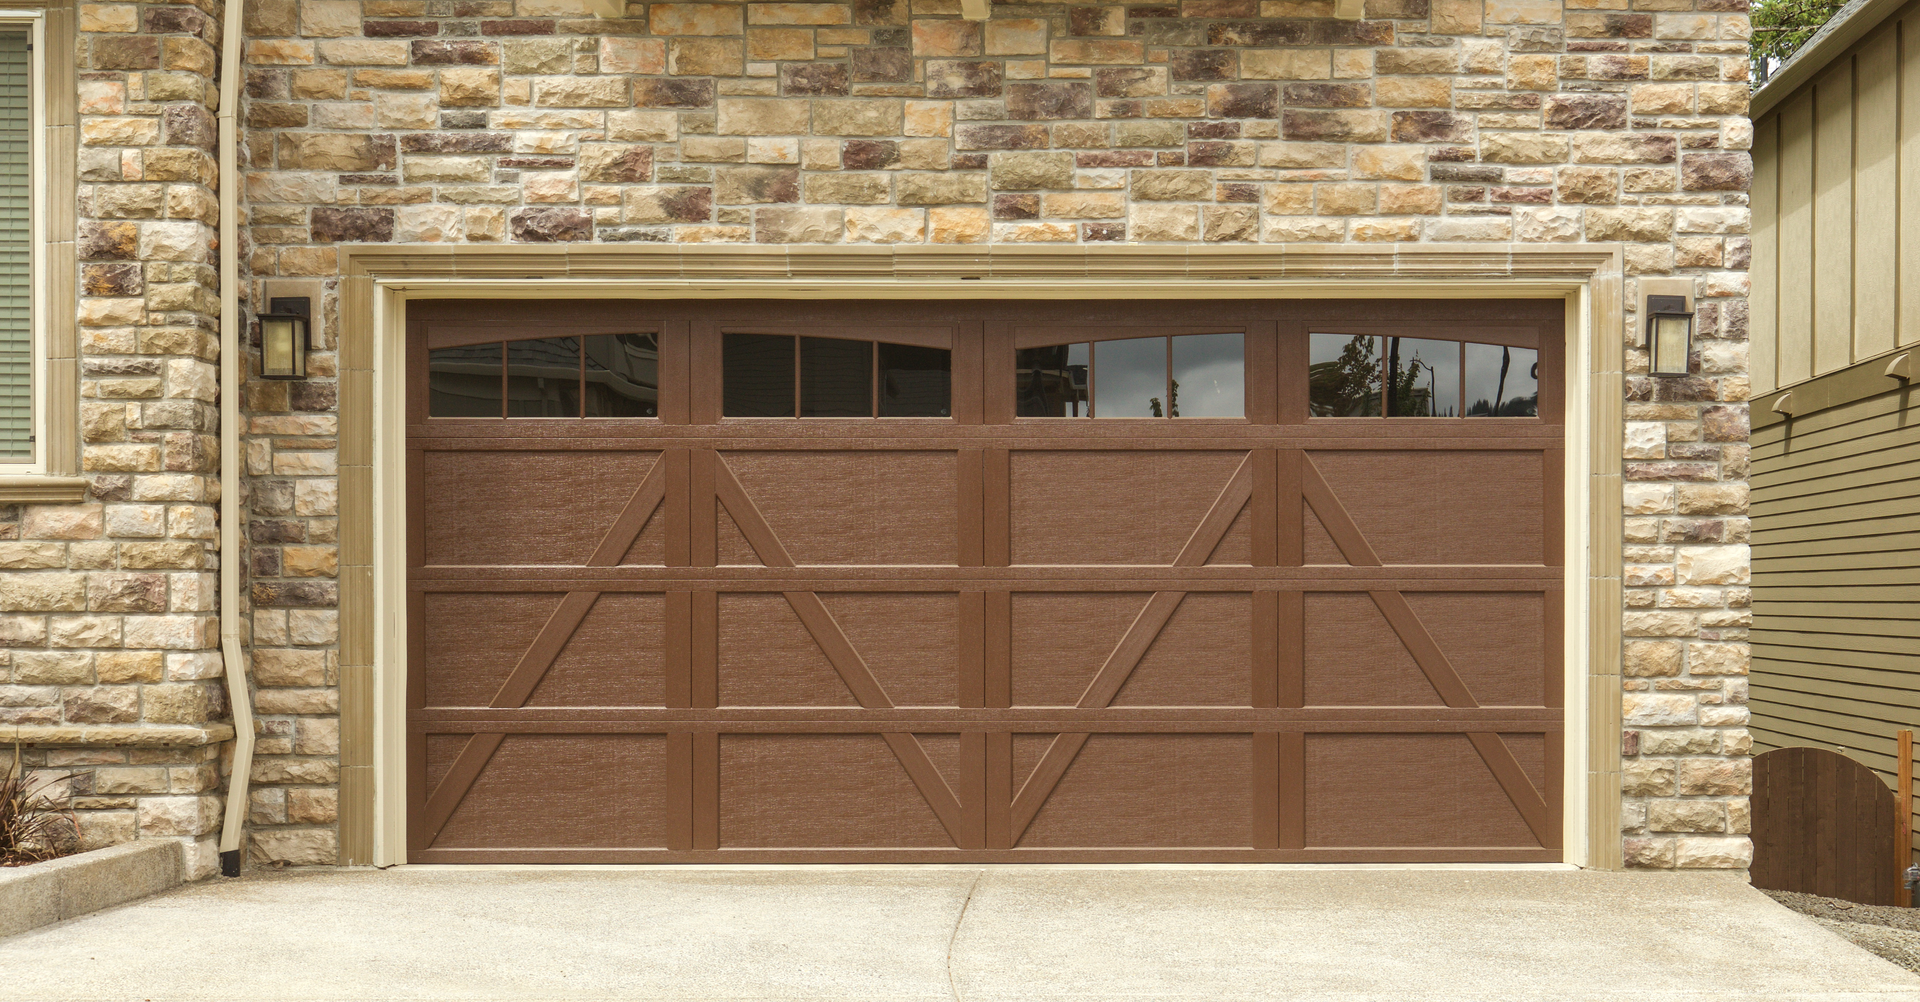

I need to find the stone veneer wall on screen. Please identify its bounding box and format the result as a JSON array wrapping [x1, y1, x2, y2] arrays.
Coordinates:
[[4, 0, 228, 877], [11, 0, 1756, 867]]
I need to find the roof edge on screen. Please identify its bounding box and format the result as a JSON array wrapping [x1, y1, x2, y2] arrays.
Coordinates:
[[1751, 0, 1911, 118]]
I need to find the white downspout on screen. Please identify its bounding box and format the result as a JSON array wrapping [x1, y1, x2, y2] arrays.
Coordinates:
[[214, 0, 254, 878]]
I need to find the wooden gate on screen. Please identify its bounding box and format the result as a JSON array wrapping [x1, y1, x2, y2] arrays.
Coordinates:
[[1752, 746, 1899, 905]]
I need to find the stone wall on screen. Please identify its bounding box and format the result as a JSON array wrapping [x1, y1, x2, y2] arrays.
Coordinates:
[[3, 0, 228, 877], [17, 0, 1758, 867]]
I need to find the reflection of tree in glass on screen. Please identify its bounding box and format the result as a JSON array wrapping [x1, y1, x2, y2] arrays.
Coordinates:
[[1465, 346, 1539, 417], [1385, 338, 1455, 417], [1148, 378, 1178, 418], [1308, 336, 1380, 416]]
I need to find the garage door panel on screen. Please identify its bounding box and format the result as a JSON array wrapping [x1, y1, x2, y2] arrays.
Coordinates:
[[1307, 451, 1543, 566], [1011, 592, 1153, 707], [1017, 734, 1253, 848], [408, 299, 1565, 863], [419, 592, 563, 707], [1010, 451, 1246, 566], [434, 734, 669, 849], [1404, 592, 1547, 707], [1303, 734, 1544, 849], [724, 451, 956, 566], [1304, 593, 1445, 707], [718, 593, 860, 707], [526, 593, 669, 707], [420, 451, 659, 567], [1112, 593, 1252, 707], [819, 593, 958, 707], [719, 734, 957, 848]]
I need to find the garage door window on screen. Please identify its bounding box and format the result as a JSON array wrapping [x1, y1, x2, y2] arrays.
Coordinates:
[[723, 333, 952, 418], [1309, 333, 1538, 418], [428, 333, 659, 418], [1016, 332, 1243, 418]]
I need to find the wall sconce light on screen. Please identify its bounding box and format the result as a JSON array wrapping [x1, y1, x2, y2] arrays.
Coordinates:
[[259, 297, 310, 380], [1642, 279, 1695, 378]]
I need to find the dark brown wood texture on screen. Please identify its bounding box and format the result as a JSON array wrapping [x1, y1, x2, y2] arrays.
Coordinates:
[[406, 299, 1566, 863], [1752, 746, 1901, 905]]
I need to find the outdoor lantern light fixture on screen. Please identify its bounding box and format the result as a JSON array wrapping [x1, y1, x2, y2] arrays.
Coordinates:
[[1642, 280, 1695, 378], [259, 297, 311, 380]]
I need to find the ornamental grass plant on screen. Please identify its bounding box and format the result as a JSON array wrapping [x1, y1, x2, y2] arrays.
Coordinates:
[[0, 744, 78, 866]]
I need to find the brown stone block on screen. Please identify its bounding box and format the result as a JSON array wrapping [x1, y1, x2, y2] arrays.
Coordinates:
[[1169, 49, 1233, 81], [1077, 149, 1152, 168], [1681, 151, 1750, 192], [1284, 109, 1388, 143], [912, 19, 982, 56], [278, 133, 397, 171], [248, 103, 311, 129], [1374, 48, 1460, 75], [1007, 82, 1093, 120], [92, 36, 160, 70], [926, 59, 1003, 98], [1094, 66, 1165, 98], [1069, 6, 1126, 35], [309, 207, 397, 243], [1183, 0, 1255, 14], [1206, 21, 1306, 45], [247, 0, 301, 35], [1312, 19, 1393, 44], [580, 144, 654, 183], [994, 193, 1039, 219], [401, 132, 513, 153], [784, 63, 852, 96], [636, 78, 717, 108], [956, 123, 1049, 150], [364, 19, 439, 36], [669, 37, 744, 75], [480, 18, 556, 34], [1543, 94, 1627, 130], [1184, 141, 1250, 166], [411, 39, 499, 65], [1205, 82, 1275, 118], [842, 139, 899, 169], [854, 0, 907, 25], [852, 46, 911, 81], [624, 185, 713, 223], [1281, 82, 1369, 108], [508, 206, 592, 242], [717, 165, 802, 203], [1566, 10, 1650, 35]]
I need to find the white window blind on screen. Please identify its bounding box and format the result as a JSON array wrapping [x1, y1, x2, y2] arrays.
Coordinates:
[[0, 30, 29, 461]]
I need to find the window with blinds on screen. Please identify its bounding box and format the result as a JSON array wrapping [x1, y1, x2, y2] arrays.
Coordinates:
[[0, 29, 29, 462]]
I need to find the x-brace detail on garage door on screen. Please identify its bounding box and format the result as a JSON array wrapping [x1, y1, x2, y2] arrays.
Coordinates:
[[413, 447, 1556, 853]]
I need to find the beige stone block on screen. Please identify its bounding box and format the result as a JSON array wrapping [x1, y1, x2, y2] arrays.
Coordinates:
[[600, 38, 666, 75], [897, 139, 949, 170], [503, 39, 572, 75], [668, 37, 744, 76], [1480, 133, 1569, 165], [246, 39, 317, 64], [1128, 204, 1198, 242], [1486, 0, 1559, 22], [1263, 217, 1345, 243], [650, 2, 743, 34], [439, 67, 501, 107], [1620, 759, 1675, 796], [719, 98, 811, 135], [1349, 218, 1420, 242], [1317, 183, 1376, 215], [1239, 49, 1330, 80], [985, 17, 1047, 55], [844, 206, 925, 243], [1259, 142, 1344, 168], [14, 651, 92, 683], [24, 506, 105, 541], [1631, 83, 1692, 115], [813, 99, 904, 136], [1697, 83, 1748, 116], [995, 221, 1077, 243], [315, 38, 409, 66], [749, 138, 801, 164], [753, 206, 842, 242], [250, 828, 338, 866], [81, 118, 161, 147], [990, 151, 1074, 190], [1352, 146, 1423, 181], [748, 28, 813, 61], [609, 110, 679, 143], [804, 172, 889, 203], [403, 156, 490, 183], [749, 2, 850, 24], [1261, 184, 1311, 216], [1623, 640, 1682, 677], [301, 0, 363, 37], [913, 19, 982, 57], [896, 173, 986, 205], [904, 101, 952, 138], [1041, 192, 1124, 219], [374, 93, 437, 129], [534, 77, 630, 109], [1130, 169, 1209, 201], [288, 788, 339, 824], [1673, 835, 1751, 868], [1379, 184, 1442, 216], [1375, 77, 1450, 109], [1623, 691, 1697, 725], [928, 206, 988, 243], [1505, 54, 1557, 90], [684, 136, 749, 162], [1431, 0, 1482, 32]]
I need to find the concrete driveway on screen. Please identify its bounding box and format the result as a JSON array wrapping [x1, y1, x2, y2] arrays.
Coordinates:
[[0, 867, 1915, 1001]]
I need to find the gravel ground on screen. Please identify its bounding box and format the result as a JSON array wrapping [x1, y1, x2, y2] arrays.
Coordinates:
[[1766, 889, 1920, 973]]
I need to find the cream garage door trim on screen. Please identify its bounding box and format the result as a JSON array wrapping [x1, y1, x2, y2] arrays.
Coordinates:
[[333, 243, 1626, 869]]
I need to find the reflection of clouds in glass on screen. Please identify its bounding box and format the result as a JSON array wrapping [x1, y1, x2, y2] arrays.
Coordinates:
[[1095, 336, 1166, 418], [1172, 332, 1243, 417]]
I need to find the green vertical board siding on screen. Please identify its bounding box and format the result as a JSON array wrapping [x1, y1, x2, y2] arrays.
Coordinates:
[[0, 30, 28, 461]]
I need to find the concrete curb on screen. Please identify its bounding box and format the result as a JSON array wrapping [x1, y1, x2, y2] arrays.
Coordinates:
[[0, 839, 187, 940]]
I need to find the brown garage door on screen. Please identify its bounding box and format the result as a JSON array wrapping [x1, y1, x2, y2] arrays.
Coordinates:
[[406, 298, 1565, 863]]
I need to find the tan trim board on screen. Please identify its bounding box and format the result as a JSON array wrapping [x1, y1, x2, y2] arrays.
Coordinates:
[[336, 243, 1626, 870], [0, 474, 87, 502], [1, 723, 235, 746], [1754, 343, 1919, 429]]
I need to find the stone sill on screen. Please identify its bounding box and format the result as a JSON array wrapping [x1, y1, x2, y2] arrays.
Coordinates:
[[0, 476, 88, 504], [0, 724, 235, 747], [0, 839, 188, 940]]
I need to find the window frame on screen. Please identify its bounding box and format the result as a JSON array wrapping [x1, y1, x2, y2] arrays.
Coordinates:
[[0, 10, 44, 474]]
